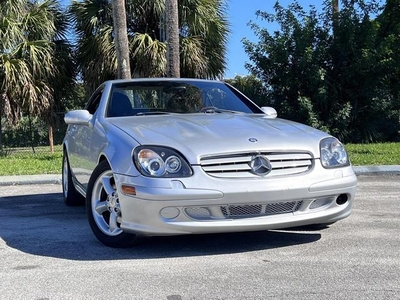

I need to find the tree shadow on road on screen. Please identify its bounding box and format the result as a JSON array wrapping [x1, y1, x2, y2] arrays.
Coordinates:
[[0, 192, 322, 260]]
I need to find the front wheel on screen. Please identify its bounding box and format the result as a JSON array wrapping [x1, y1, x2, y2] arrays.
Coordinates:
[[86, 160, 138, 247], [62, 151, 85, 206]]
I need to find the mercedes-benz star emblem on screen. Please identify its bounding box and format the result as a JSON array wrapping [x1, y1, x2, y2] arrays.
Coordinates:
[[249, 155, 272, 176]]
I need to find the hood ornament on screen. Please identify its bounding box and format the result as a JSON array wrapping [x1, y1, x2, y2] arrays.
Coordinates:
[[249, 155, 272, 176], [248, 138, 258, 143]]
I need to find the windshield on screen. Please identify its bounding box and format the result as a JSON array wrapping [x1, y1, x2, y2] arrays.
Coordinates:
[[107, 80, 262, 117]]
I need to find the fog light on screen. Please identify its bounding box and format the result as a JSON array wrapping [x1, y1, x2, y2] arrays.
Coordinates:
[[336, 194, 348, 205], [160, 207, 180, 219]]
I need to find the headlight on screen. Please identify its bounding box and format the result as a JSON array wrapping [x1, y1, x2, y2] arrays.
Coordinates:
[[320, 137, 349, 168], [133, 146, 193, 177]]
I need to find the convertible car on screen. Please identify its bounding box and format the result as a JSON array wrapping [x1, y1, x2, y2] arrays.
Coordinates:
[[63, 78, 357, 247]]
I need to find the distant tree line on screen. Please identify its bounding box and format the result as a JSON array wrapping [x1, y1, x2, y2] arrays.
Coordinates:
[[235, 0, 400, 143]]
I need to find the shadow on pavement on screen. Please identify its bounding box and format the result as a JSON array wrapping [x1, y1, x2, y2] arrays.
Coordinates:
[[0, 192, 321, 260]]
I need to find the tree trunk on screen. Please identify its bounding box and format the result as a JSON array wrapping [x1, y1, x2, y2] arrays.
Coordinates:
[[112, 0, 131, 79], [332, 0, 339, 36], [48, 124, 54, 154], [166, 0, 180, 78], [333, 0, 339, 15]]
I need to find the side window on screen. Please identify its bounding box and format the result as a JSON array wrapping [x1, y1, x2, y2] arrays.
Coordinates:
[[86, 89, 103, 115]]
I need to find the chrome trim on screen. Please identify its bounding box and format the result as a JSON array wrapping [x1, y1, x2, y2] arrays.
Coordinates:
[[200, 151, 313, 178]]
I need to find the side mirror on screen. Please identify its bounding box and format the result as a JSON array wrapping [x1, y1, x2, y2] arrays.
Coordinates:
[[64, 110, 93, 127], [261, 107, 278, 119]]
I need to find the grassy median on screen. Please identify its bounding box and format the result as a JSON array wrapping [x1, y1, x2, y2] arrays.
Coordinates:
[[346, 142, 400, 166], [0, 143, 399, 176], [0, 152, 63, 175]]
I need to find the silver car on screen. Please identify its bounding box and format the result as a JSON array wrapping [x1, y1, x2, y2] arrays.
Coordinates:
[[63, 78, 357, 247]]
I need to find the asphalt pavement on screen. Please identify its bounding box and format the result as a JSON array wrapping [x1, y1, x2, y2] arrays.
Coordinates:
[[0, 165, 399, 186], [1, 176, 399, 300]]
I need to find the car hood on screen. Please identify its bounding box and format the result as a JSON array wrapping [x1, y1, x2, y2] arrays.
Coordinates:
[[107, 113, 329, 163]]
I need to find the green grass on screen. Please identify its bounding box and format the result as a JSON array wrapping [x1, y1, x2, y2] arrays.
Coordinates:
[[0, 143, 398, 175], [0, 152, 62, 176], [346, 142, 400, 166]]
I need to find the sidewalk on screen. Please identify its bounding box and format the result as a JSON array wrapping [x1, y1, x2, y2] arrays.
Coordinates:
[[0, 165, 399, 186]]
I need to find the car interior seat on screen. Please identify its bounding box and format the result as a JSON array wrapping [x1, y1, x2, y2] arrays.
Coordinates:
[[108, 91, 133, 117]]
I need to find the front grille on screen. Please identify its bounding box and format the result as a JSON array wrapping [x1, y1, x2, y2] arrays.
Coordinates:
[[221, 201, 302, 218], [184, 200, 303, 220], [184, 207, 211, 219], [222, 204, 262, 217], [200, 152, 313, 178]]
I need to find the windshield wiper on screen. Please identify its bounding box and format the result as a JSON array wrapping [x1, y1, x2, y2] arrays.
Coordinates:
[[200, 106, 241, 114], [135, 111, 170, 116]]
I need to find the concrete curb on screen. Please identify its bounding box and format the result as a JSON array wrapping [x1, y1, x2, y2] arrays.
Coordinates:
[[352, 165, 400, 176], [0, 174, 62, 186], [0, 165, 399, 186]]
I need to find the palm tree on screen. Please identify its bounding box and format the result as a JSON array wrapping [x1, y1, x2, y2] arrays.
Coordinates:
[[166, 0, 180, 77], [0, 0, 75, 152], [1, 0, 52, 122], [70, 0, 230, 94]]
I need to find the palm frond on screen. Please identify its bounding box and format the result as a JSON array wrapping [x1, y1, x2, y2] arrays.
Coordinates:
[[23, 1, 57, 40], [0, 54, 52, 116], [180, 36, 208, 78], [131, 33, 166, 77], [69, 0, 113, 37], [1, 0, 72, 124], [0, 17, 24, 51], [18, 40, 55, 78]]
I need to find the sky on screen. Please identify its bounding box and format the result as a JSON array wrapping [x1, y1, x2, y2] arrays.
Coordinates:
[[225, 0, 322, 78]]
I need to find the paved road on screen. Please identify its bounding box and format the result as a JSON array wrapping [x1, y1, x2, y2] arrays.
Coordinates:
[[0, 175, 399, 300]]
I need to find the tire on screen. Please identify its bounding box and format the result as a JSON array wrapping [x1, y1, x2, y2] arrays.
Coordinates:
[[86, 160, 137, 248], [62, 151, 85, 206]]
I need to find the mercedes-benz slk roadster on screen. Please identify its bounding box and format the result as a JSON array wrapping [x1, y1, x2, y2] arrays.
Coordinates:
[[62, 78, 357, 247]]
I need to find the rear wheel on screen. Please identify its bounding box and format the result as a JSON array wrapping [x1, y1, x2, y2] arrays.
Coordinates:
[[62, 151, 85, 206], [86, 160, 138, 247]]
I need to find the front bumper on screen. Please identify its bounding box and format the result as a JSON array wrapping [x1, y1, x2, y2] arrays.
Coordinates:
[[114, 165, 357, 236]]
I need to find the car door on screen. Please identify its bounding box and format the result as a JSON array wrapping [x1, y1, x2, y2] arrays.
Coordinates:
[[68, 87, 104, 191]]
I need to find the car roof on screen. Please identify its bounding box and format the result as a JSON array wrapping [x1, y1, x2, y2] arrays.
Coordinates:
[[104, 78, 224, 85]]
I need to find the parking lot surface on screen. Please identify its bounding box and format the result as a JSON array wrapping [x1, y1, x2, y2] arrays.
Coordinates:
[[0, 175, 399, 300]]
